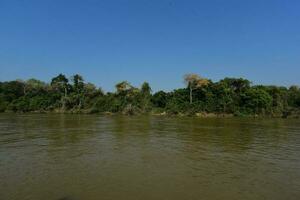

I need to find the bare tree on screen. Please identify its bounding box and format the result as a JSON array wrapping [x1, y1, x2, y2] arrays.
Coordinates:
[[184, 74, 209, 104]]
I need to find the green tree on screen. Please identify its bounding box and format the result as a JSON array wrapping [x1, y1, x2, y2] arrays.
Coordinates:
[[71, 74, 84, 93], [243, 88, 272, 114], [0, 81, 25, 102], [212, 82, 234, 113], [152, 91, 167, 108], [140, 82, 152, 112], [288, 86, 300, 107], [51, 74, 69, 109], [24, 79, 47, 97], [220, 78, 251, 93], [70, 74, 85, 108]]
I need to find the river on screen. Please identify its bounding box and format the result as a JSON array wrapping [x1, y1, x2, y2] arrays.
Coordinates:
[[0, 114, 299, 200]]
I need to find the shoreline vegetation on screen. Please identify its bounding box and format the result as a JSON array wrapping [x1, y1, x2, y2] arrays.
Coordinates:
[[0, 73, 300, 118]]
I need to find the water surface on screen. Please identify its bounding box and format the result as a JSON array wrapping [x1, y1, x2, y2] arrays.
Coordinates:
[[0, 114, 300, 200]]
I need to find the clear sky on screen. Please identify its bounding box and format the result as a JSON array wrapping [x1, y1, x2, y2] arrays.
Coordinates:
[[0, 0, 300, 92]]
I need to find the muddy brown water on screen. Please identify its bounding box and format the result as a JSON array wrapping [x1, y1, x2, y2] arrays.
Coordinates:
[[0, 114, 299, 200]]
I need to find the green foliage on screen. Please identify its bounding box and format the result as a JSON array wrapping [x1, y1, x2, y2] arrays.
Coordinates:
[[151, 91, 167, 108], [93, 94, 122, 113], [288, 86, 300, 107], [0, 81, 25, 101], [8, 97, 30, 112], [1, 74, 299, 117], [241, 88, 272, 114], [0, 95, 8, 112], [166, 89, 190, 114]]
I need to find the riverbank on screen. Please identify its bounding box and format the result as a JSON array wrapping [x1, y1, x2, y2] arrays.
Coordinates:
[[2, 108, 300, 119]]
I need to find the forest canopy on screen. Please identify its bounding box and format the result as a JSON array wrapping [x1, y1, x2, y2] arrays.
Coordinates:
[[0, 73, 300, 117]]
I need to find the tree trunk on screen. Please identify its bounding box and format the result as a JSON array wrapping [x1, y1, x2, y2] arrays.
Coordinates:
[[79, 96, 83, 108], [23, 86, 26, 95], [190, 87, 193, 104], [62, 97, 65, 110], [64, 87, 67, 98], [62, 87, 67, 110]]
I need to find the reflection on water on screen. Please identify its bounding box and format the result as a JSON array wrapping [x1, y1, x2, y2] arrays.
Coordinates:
[[0, 114, 300, 200]]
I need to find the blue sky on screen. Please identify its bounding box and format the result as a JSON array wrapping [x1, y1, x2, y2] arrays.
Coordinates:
[[0, 0, 300, 92]]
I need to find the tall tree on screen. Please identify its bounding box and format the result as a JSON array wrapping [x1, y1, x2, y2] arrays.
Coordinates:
[[140, 82, 152, 111], [51, 74, 69, 109], [141, 82, 152, 96], [115, 81, 133, 94], [71, 74, 85, 108], [51, 74, 69, 96], [71, 74, 84, 93], [184, 74, 209, 104]]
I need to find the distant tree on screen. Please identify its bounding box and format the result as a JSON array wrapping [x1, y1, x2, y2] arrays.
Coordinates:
[[140, 82, 152, 111], [0, 88, 8, 112], [115, 81, 133, 94], [141, 82, 152, 96], [51, 74, 69, 96], [0, 81, 24, 102], [26, 78, 46, 88], [15, 79, 27, 95], [70, 74, 85, 108], [288, 86, 300, 107], [220, 78, 251, 93], [213, 82, 234, 113], [51, 74, 69, 109], [184, 74, 209, 104], [166, 88, 190, 114], [152, 91, 167, 108], [243, 88, 272, 114], [71, 74, 84, 93], [84, 83, 103, 98], [24, 79, 47, 95]]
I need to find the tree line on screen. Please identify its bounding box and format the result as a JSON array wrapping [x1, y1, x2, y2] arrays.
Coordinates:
[[0, 73, 300, 117]]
